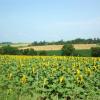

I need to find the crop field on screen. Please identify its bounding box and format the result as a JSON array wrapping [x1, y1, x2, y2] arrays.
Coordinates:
[[0, 55, 100, 100], [19, 44, 98, 51], [19, 45, 63, 51], [73, 44, 97, 50], [0, 44, 98, 51]]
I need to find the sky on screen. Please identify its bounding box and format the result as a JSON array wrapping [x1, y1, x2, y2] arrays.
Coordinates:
[[0, 0, 100, 42]]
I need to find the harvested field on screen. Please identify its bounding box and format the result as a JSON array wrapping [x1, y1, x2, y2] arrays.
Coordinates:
[[73, 44, 97, 49], [19, 45, 63, 51], [19, 44, 98, 51]]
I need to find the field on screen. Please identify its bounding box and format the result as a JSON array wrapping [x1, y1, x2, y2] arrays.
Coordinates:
[[36, 49, 91, 57], [0, 44, 99, 57], [0, 55, 100, 100], [19, 44, 98, 51], [1, 43, 97, 50]]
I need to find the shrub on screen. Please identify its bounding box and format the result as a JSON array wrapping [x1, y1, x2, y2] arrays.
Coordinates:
[[23, 49, 37, 55], [0, 46, 37, 55], [61, 44, 75, 56], [28, 49, 37, 55], [91, 47, 100, 57], [39, 50, 47, 56], [0, 45, 18, 55]]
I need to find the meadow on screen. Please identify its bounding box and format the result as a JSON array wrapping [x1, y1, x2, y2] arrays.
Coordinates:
[[36, 49, 91, 57], [0, 55, 100, 100]]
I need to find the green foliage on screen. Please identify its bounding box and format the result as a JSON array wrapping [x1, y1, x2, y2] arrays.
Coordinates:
[[29, 38, 100, 46], [46, 50, 62, 56], [22, 49, 37, 55], [0, 45, 18, 55], [0, 56, 100, 100], [75, 49, 91, 57], [67, 38, 100, 44], [61, 44, 75, 56], [39, 51, 47, 56], [40, 50, 91, 57], [0, 46, 37, 55], [91, 47, 100, 57], [37, 50, 62, 56]]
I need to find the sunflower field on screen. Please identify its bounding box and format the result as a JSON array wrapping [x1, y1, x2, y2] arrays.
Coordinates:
[[0, 55, 100, 100]]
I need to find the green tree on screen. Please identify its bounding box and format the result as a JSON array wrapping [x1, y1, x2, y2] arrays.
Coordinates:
[[28, 49, 37, 55], [91, 47, 100, 57], [39, 50, 47, 56], [0, 45, 18, 55], [61, 44, 75, 56], [23, 49, 37, 55]]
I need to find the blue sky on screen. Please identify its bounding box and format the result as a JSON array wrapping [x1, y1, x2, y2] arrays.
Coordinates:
[[0, 0, 100, 42]]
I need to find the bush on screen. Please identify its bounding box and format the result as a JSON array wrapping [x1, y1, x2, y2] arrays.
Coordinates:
[[72, 51, 79, 56], [0, 45, 18, 55], [28, 49, 37, 55], [0, 46, 37, 55], [91, 47, 100, 57], [22, 49, 37, 55], [62, 44, 75, 56], [39, 51, 47, 56], [18, 49, 24, 55]]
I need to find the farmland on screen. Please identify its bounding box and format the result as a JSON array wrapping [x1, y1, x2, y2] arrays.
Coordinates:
[[0, 43, 98, 50], [1, 43, 99, 57], [19, 44, 98, 51], [0, 55, 100, 100]]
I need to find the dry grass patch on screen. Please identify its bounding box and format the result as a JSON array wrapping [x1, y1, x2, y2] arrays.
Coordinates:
[[19, 45, 63, 51], [73, 44, 97, 50], [19, 44, 98, 51]]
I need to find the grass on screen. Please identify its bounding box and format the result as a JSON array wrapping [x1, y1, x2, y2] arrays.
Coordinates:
[[75, 49, 91, 57], [18, 44, 98, 51], [37, 50, 62, 56], [47, 50, 62, 55], [37, 49, 91, 57]]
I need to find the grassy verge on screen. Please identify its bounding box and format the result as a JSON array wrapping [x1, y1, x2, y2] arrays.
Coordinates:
[[75, 49, 91, 57], [37, 50, 62, 56], [37, 49, 91, 57]]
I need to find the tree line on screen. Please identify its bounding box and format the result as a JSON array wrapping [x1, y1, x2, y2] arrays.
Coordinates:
[[0, 46, 37, 55], [1, 38, 99, 46], [30, 38, 100, 46]]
